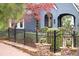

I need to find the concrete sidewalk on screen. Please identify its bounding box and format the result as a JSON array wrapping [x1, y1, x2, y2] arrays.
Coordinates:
[[0, 40, 62, 56], [0, 40, 38, 56], [0, 42, 31, 56]]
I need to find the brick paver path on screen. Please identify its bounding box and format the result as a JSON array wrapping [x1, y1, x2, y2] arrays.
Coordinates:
[[0, 42, 31, 56]]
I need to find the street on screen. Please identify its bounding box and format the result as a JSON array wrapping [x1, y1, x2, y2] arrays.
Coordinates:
[[0, 42, 31, 56]]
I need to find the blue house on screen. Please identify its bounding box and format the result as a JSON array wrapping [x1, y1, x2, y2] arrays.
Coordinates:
[[9, 3, 79, 32], [8, 3, 79, 48]]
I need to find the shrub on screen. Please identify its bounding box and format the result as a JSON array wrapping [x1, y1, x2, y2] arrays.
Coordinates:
[[40, 27, 63, 50], [39, 37, 47, 43]]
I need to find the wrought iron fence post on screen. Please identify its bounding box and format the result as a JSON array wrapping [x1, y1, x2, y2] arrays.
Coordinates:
[[54, 30, 56, 53], [8, 27, 10, 40], [24, 29, 26, 45], [73, 31, 76, 47], [14, 26, 16, 42], [36, 20, 39, 43], [36, 29, 38, 43]]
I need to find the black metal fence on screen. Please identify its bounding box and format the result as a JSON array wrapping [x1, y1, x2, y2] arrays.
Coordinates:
[[0, 29, 63, 50], [0, 28, 79, 53], [76, 36, 79, 47], [0, 30, 8, 38], [0, 29, 46, 47]]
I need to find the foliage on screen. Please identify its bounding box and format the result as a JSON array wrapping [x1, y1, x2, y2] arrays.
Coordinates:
[[39, 38, 47, 44], [26, 3, 55, 20], [40, 27, 63, 49], [61, 15, 73, 34], [48, 28, 63, 49], [0, 3, 24, 30], [56, 29, 63, 49], [40, 27, 48, 33], [26, 3, 56, 43]]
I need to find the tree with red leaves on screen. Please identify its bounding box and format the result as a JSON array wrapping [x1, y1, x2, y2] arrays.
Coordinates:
[[26, 3, 55, 20], [26, 3, 56, 43]]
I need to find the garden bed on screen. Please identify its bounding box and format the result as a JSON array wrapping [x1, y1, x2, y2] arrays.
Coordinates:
[[35, 43, 53, 56], [60, 47, 78, 56]]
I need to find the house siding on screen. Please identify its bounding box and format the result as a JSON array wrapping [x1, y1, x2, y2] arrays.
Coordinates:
[[24, 18, 36, 32]]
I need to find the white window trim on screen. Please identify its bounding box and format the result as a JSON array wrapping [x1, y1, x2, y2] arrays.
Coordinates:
[[9, 19, 24, 29], [16, 19, 24, 29]]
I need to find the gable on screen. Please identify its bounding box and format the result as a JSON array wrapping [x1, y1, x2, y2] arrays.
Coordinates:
[[39, 3, 79, 29]]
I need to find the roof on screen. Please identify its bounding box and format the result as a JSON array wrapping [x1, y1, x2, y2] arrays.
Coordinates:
[[73, 3, 79, 12], [75, 3, 79, 8]]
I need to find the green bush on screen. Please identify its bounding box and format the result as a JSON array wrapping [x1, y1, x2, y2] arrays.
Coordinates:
[[40, 27, 63, 50], [39, 37, 47, 43], [50, 29, 63, 50], [56, 30, 63, 49]]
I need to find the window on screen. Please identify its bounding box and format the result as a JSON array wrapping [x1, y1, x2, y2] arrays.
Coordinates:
[[44, 12, 52, 28], [20, 22, 23, 27], [11, 22, 14, 27], [11, 20, 15, 27]]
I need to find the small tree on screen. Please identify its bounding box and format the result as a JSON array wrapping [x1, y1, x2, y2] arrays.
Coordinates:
[[26, 3, 56, 43], [0, 4, 25, 30], [0, 4, 25, 41]]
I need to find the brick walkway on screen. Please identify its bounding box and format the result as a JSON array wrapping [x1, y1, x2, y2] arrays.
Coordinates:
[[0, 42, 31, 56]]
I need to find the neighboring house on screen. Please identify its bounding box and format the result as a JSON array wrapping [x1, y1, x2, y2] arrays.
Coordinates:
[[9, 19, 24, 29], [9, 3, 79, 32]]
